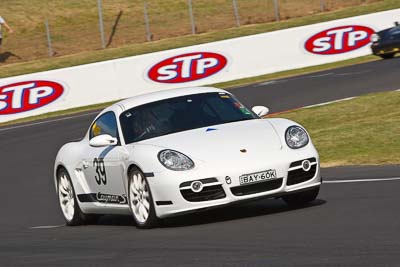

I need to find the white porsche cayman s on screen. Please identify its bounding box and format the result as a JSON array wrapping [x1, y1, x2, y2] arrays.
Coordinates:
[[54, 87, 321, 228]]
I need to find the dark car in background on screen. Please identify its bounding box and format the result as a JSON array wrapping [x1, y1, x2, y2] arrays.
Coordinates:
[[371, 22, 400, 59]]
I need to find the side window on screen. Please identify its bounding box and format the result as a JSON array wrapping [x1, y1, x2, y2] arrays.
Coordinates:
[[90, 112, 118, 139]]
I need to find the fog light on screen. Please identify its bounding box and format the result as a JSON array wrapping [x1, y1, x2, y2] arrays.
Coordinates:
[[191, 181, 203, 193], [302, 160, 311, 172]]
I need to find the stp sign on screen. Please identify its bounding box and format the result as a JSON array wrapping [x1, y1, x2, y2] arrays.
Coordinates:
[[0, 80, 64, 115], [148, 52, 227, 83], [305, 25, 375, 55]]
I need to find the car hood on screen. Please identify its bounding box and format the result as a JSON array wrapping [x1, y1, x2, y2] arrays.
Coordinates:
[[139, 119, 283, 163]]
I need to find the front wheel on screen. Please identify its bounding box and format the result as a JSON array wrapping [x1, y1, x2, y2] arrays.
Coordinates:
[[380, 53, 395, 59], [128, 168, 158, 228], [282, 186, 320, 207]]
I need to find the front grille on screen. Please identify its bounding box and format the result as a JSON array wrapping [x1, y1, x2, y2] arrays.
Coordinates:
[[181, 185, 226, 202], [287, 165, 317, 185], [230, 178, 283, 196]]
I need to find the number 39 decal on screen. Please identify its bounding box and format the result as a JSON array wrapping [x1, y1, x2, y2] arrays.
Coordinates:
[[93, 158, 107, 185]]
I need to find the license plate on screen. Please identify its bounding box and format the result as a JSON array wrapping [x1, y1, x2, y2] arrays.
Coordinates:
[[239, 169, 277, 185]]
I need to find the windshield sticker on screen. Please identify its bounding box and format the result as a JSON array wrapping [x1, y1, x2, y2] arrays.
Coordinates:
[[234, 102, 251, 115], [241, 108, 251, 115]]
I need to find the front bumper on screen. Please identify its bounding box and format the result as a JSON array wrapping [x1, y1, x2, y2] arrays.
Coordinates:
[[148, 149, 321, 218], [371, 44, 400, 55]]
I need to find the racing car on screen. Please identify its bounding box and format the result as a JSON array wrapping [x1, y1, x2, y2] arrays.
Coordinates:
[[371, 22, 400, 59], [54, 87, 321, 228]]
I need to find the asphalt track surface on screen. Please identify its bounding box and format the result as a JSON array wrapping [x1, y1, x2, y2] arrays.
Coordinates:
[[1, 58, 400, 266]]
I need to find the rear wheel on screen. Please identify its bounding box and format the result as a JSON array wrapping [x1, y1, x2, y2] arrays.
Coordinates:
[[282, 186, 319, 207], [128, 167, 158, 229], [57, 168, 99, 226], [380, 53, 395, 59]]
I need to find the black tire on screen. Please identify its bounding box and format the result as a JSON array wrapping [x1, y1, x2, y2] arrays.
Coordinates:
[[128, 167, 158, 229], [282, 186, 320, 207], [57, 168, 100, 226], [380, 53, 395, 59]]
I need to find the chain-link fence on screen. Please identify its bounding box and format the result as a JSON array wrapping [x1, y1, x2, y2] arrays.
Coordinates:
[[0, 0, 382, 65]]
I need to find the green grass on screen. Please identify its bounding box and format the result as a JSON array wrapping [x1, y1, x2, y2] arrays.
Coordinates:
[[0, 0, 398, 78], [270, 91, 400, 167]]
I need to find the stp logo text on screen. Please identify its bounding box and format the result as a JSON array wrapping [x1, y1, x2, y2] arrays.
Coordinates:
[[0, 80, 64, 115], [305, 25, 375, 55], [148, 52, 227, 83]]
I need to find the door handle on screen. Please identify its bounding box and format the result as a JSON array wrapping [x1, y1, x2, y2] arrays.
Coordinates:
[[119, 147, 130, 160], [82, 160, 90, 169]]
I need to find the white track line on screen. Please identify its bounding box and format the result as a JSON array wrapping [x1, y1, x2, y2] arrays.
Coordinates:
[[302, 97, 355, 109], [30, 225, 64, 229], [335, 70, 370, 76], [308, 72, 335, 78], [323, 177, 400, 184], [258, 80, 278, 86], [0, 111, 98, 132], [257, 80, 286, 86]]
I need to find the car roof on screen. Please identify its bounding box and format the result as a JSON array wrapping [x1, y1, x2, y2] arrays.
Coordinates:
[[106, 86, 228, 114]]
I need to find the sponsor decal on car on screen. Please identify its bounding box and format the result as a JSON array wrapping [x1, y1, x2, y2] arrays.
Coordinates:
[[206, 128, 218, 132], [96, 193, 127, 204], [148, 52, 227, 83], [78, 193, 128, 204], [305, 25, 375, 55], [0, 80, 64, 115]]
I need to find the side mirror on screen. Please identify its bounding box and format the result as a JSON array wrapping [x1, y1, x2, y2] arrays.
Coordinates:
[[89, 134, 118, 147], [252, 106, 269, 117]]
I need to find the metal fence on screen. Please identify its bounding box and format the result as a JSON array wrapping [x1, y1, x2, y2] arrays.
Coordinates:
[[0, 0, 382, 65]]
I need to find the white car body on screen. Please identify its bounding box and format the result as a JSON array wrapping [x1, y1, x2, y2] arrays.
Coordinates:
[[54, 87, 321, 225]]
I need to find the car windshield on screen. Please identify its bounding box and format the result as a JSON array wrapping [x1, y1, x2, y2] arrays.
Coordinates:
[[389, 29, 400, 40], [120, 92, 258, 144], [381, 28, 400, 41]]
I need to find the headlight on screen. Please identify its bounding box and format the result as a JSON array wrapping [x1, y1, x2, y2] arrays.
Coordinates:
[[370, 33, 380, 43], [285, 126, 309, 149], [158, 149, 194, 171]]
